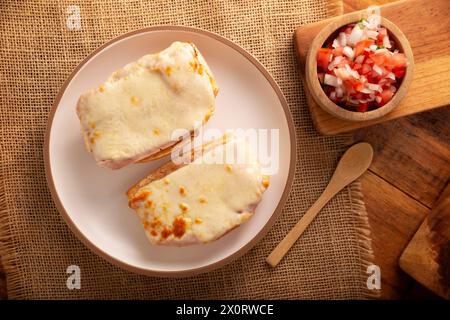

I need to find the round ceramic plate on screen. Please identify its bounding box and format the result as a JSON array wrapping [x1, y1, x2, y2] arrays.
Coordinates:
[[45, 26, 295, 277]]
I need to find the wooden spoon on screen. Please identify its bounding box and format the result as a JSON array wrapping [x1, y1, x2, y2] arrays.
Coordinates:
[[266, 142, 374, 267]]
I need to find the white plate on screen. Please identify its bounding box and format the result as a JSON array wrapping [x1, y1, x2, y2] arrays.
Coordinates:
[[45, 27, 295, 276]]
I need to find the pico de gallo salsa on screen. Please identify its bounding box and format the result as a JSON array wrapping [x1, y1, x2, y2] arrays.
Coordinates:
[[317, 17, 408, 112]]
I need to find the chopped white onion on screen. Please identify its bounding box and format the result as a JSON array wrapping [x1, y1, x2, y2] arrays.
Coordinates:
[[361, 87, 373, 94], [387, 72, 395, 80], [348, 98, 360, 106], [343, 46, 355, 59], [375, 96, 382, 103], [349, 27, 364, 45], [334, 67, 350, 80], [330, 91, 336, 100], [338, 32, 347, 47], [375, 48, 388, 54], [369, 44, 378, 52], [344, 64, 360, 79], [383, 34, 392, 48], [344, 64, 352, 72], [390, 85, 397, 93], [373, 64, 383, 76], [367, 14, 381, 30], [355, 55, 365, 64], [332, 39, 340, 49], [324, 74, 339, 87], [336, 87, 344, 98], [367, 83, 381, 92], [366, 30, 379, 39], [328, 56, 343, 70]]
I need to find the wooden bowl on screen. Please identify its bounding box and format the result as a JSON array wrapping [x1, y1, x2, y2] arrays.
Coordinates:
[[305, 12, 414, 122]]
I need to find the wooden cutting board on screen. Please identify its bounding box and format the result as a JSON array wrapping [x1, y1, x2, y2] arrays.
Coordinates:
[[399, 220, 448, 298], [294, 0, 450, 135], [399, 183, 450, 299]]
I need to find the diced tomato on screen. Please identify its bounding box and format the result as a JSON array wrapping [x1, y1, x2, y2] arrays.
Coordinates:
[[391, 53, 407, 68], [337, 58, 350, 68], [376, 28, 387, 46], [352, 80, 364, 92], [383, 63, 393, 72], [332, 47, 344, 56], [370, 52, 388, 65], [371, 70, 382, 80], [379, 78, 394, 87], [343, 80, 354, 92], [361, 63, 371, 75], [357, 103, 369, 112], [393, 67, 405, 78], [380, 89, 394, 106], [354, 39, 374, 57], [364, 57, 374, 65], [354, 92, 364, 100], [353, 63, 362, 71], [317, 48, 332, 70], [362, 49, 371, 57], [379, 28, 388, 37]]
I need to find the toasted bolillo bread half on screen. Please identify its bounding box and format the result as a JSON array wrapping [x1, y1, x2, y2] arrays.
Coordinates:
[[76, 41, 218, 169], [127, 135, 270, 246]]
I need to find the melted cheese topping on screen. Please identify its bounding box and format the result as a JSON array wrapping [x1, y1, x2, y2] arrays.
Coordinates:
[[77, 41, 218, 164], [129, 138, 269, 245]]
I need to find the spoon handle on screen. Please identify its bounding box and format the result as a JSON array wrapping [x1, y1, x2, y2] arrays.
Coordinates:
[[266, 142, 373, 268], [266, 185, 337, 267]]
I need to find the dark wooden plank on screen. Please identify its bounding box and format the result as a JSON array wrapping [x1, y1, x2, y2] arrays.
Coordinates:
[[0, 261, 6, 300], [403, 283, 445, 300], [360, 171, 429, 298], [399, 183, 450, 298], [353, 107, 450, 208]]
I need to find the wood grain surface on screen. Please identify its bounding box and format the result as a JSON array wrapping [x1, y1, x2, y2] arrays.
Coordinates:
[[359, 171, 429, 298], [398, 183, 450, 299], [345, 0, 449, 300], [296, 0, 450, 135], [0, 0, 448, 300]]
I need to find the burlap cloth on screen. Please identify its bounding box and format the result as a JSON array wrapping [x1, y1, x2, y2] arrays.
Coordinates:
[[0, 0, 376, 299]]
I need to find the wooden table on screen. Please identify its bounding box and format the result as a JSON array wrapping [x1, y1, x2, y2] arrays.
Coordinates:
[[0, 0, 448, 300]]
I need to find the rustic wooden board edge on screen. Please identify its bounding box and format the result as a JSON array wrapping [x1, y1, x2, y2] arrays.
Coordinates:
[[399, 219, 449, 299]]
